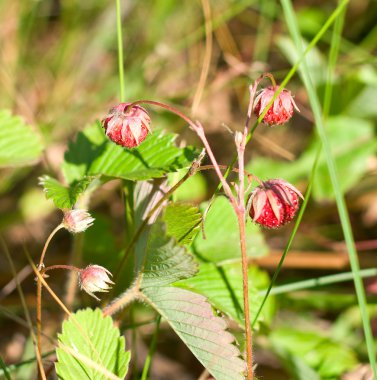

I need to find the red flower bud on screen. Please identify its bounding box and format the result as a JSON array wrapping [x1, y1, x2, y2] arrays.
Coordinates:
[[102, 102, 151, 148], [249, 179, 303, 229], [253, 86, 299, 126], [78, 265, 114, 301]]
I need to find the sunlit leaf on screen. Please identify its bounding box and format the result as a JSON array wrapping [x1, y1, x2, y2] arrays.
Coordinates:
[[0, 110, 43, 168], [138, 222, 198, 288], [192, 196, 268, 263], [62, 123, 198, 184], [163, 202, 202, 246], [39, 175, 91, 209], [176, 263, 275, 328], [56, 308, 130, 380]]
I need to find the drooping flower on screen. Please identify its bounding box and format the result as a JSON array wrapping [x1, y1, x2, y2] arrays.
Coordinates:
[[102, 102, 151, 148], [62, 209, 94, 233], [253, 86, 299, 126], [249, 179, 303, 229], [78, 265, 114, 301]]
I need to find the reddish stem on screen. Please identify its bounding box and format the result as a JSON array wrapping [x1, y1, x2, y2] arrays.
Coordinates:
[[36, 223, 63, 375], [44, 264, 81, 273], [237, 214, 253, 380]]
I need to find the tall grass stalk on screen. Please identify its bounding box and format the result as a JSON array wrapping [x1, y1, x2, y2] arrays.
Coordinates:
[[280, 0, 377, 377], [116, 0, 125, 102], [265, 268, 377, 295], [253, 0, 347, 329]]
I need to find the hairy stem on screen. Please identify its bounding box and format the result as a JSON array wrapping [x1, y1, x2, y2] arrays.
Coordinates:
[[44, 264, 81, 273], [103, 285, 140, 316], [36, 223, 63, 373], [237, 214, 252, 379], [38, 224, 63, 269]]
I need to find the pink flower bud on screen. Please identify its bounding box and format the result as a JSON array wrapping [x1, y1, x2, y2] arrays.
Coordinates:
[[62, 209, 94, 233], [78, 265, 114, 301], [249, 179, 303, 229], [253, 86, 299, 126], [102, 102, 151, 148]]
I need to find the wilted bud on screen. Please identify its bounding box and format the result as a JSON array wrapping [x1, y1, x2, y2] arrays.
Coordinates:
[[249, 179, 303, 229], [102, 102, 151, 148], [253, 86, 299, 126], [78, 265, 114, 301], [62, 209, 94, 233]]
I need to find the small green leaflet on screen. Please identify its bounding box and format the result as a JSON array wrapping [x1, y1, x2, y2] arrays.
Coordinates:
[[163, 202, 202, 246], [39, 175, 91, 209], [56, 308, 130, 380], [0, 110, 44, 168]]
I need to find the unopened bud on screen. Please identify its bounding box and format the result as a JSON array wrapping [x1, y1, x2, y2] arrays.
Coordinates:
[[254, 86, 299, 126], [78, 265, 114, 301], [62, 209, 94, 233], [102, 103, 151, 148], [249, 179, 303, 228]]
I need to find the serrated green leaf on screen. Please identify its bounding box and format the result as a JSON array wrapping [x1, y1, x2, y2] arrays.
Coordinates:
[[139, 222, 198, 288], [56, 308, 130, 380], [163, 202, 202, 245], [142, 286, 246, 380], [137, 222, 246, 379], [193, 196, 268, 263], [0, 110, 43, 167], [62, 123, 198, 184], [176, 263, 274, 328], [39, 175, 91, 209]]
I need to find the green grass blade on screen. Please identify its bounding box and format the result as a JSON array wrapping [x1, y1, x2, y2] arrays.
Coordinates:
[[280, 0, 377, 377], [0, 356, 11, 380], [140, 315, 161, 380], [265, 268, 377, 295], [116, 0, 125, 102], [323, 0, 346, 117], [253, 0, 347, 329]]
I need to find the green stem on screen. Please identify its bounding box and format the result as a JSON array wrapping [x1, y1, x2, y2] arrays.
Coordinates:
[[263, 268, 377, 296], [140, 315, 161, 380], [116, 0, 125, 102]]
